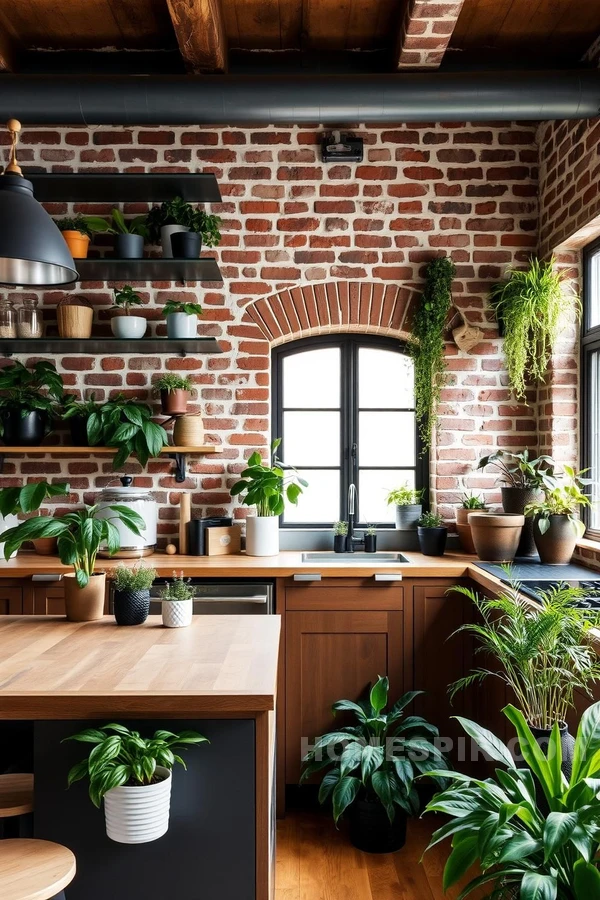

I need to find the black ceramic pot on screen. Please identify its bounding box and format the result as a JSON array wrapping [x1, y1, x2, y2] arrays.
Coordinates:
[[417, 526, 447, 557], [501, 486, 541, 557], [171, 231, 201, 259], [364, 534, 377, 553], [69, 415, 90, 447], [349, 799, 407, 853], [113, 589, 150, 626], [333, 534, 347, 553], [529, 722, 575, 779], [115, 233, 144, 259], [1, 410, 47, 446]]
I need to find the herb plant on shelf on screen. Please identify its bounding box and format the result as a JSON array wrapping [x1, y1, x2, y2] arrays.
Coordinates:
[[417, 512, 447, 557], [0, 360, 64, 446], [525, 465, 592, 564], [55, 214, 110, 259], [385, 483, 424, 531], [162, 299, 204, 339], [333, 520, 348, 553], [153, 373, 193, 417], [111, 285, 147, 340]]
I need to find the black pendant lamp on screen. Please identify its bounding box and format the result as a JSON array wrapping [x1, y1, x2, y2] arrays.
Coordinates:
[[0, 119, 77, 286]]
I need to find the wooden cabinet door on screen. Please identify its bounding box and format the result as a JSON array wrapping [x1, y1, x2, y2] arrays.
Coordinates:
[[285, 609, 403, 783], [0, 587, 22, 614], [23, 581, 66, 615]]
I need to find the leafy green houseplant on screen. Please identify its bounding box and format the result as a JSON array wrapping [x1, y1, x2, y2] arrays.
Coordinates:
[[55, 215, 109, 259], [162, 299, 204, 339], [410, 256, 455, 451], [456, 493, 488, 554], [62, 393, 103, 446], [0, 479, 69, 558], [111, 285, 147, 339], [146, 197, 221, 247], [490, 256, 580, 401], [386, 483, 424, 531], [0, 360, 64, 445], [424, 703, 600, 900], [111, 562, 157, 627], [160, 574, 198, 628], [525, 466, 592, 564], [301, 676, 446, 853], [89, 394, 168, 469], [417, 511, 447, 557], [153, 373, 193, 416], [65, 723, 208, 843]]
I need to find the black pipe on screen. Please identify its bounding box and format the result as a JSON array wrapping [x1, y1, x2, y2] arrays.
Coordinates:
[[0, 71, 598, 125]]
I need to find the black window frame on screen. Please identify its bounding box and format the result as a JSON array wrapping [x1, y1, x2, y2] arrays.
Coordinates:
[[582, 236, 600, 539], [271, 333, 428, 529]]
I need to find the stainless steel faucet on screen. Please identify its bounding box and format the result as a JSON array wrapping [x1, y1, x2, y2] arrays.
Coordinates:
[[346, 483, 363, 552]]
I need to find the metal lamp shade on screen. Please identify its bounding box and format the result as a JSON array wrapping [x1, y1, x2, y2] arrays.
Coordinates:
[[0, 173, 78, 286]]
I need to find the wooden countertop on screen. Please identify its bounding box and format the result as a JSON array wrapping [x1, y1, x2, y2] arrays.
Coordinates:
[[0, 615, 281, 719]]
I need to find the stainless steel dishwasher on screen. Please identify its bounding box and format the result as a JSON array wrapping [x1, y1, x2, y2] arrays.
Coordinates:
[[141, 579, 275, 615]]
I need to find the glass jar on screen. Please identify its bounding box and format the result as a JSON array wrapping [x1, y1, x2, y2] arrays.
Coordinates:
[[0, 299, 16, 338], [17, 298, 43, 339]]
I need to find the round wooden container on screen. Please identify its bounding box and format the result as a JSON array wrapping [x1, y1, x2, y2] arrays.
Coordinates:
[[173, 415, 205, 446]]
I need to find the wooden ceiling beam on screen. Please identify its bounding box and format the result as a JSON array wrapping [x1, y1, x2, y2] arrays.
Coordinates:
[[395, 0, 466, 69], [166, 0, 228, 73]]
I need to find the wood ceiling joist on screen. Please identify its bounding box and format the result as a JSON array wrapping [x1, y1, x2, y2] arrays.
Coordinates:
[[396, 0, 467, 69], [166, 0, 228, 73]]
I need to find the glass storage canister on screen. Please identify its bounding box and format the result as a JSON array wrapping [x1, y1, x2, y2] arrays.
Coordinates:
[[0, 298, 16, 338], [17, 298, 43, 338], [95, 476, 157, 557]]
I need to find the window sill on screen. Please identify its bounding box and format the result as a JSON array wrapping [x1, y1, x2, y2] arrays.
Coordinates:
[[577, 536, 600, 552]]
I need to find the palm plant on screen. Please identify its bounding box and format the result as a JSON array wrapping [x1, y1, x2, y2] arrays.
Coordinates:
[[449, 581, 600, 729]]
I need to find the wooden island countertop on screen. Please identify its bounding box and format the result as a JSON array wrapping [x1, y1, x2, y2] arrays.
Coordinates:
[[0, 614, 281, 719]]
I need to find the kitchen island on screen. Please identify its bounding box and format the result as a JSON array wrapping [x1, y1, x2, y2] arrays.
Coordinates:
[[0, 614, 280, 900]]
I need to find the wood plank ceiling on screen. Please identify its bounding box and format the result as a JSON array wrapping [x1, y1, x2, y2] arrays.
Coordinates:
[[0, 0, 596, 73]]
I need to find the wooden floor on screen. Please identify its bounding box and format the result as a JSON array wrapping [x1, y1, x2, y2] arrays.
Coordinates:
[[276, 809, 483, 900]]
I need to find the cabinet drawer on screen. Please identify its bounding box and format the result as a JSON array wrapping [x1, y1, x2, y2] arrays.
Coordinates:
[[286, 582, 403, 611]]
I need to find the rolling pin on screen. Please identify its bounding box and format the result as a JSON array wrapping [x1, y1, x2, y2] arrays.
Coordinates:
[[178, 492, 191, 555]]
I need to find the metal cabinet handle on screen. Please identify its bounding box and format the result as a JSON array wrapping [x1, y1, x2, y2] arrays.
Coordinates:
[[31, 574, 63, 582], [293, 573, 322, 582], [374, 573, 403, 582]]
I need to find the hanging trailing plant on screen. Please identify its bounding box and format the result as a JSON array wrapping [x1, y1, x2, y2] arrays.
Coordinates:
[[489, 256, 580, 401], [410, 256, 455, 451]]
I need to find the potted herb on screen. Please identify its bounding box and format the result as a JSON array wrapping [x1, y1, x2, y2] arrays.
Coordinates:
[[490, 256, 579, 401], [364, 525, 377, 553], [417, 511, 447, 556], [108, 209, 148, 259], [96, 394, 168, 469], [424, 703, 600, 899], [385, 483, 423, 531], [161, 574, 197, 628], [0, 360, 63, 446], [153, 373, 193, 416], [333, 520, 348, 553], [146, 197, 221, 258], [230, 439, 307, 557], [301, 676, 446, 853], [111, 285, 147, 339], [1, 503, 144, 621], [162, 299, 203, 339], [0, 479, 69, 558], [54, 214, 109, 259], [65, 723, 208, 844], [111, 562, 157, 626], [455, 492, 487, 554], [62, 393, 102, 446], [525, 465, 592, 564]]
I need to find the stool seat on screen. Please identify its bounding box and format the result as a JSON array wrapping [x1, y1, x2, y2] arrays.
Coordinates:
[[0, 839, 75, 900], [0, 774, 34, 818]]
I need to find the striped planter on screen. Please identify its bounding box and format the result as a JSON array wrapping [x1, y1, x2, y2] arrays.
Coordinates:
[[104, 766, 172, 844]]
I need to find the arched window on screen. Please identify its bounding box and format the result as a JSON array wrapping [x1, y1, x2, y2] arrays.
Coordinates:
[[272, 335, 426, 528]]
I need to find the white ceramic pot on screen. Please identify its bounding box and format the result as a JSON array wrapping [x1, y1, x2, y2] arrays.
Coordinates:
[[0, 513, 18, 560], [162, 598, 193, 628], [161, 225, 189, 258], [166, 312, 198, 339], [104, 765, 172, 844], [245, 516, 279, 557], [111, 316, 147, 339]]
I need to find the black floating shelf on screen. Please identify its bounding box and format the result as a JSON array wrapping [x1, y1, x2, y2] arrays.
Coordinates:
[[73, 257, 223, 284], [27, 173, 222, 204], [0, 338, 223, 357]]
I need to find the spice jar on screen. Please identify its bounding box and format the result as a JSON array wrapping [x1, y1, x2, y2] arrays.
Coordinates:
[[17, 298, 42, 339], [0, 299, 16, 338]]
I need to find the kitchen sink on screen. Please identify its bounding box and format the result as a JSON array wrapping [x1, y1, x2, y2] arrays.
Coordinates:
[[301, 552, 410, 563]]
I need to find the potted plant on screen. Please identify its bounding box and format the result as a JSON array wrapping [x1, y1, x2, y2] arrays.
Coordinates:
[[301, 676, 446, 853], [161, 574, 197, 627], [96, 394, 168, 469], [153, 373, 192, 416], [364, 525, 377, 553], [525, 465, 592, 564], [146, 197, 221, 258], [230, 439, 307, 557], [467, 511, 524, 562], [333, 521, 348, 553], [56, 296, 94, 339], [107, 209, 148, 259], [54, 214, 109, 259], [424, 703, 600, 899], [111, 562, 157, 626], [65, 723, 208, 844], [162, 299, 203, 339], [417, 511, 447, 556], [0, 502, 144, 621], [477, 449, 555, 556], [490, 256, 579, 401], [385, 483, 423, 531], [0, 479, 69, 558], [62, 393, 102, 446], [111, 284, 147, 339], [455, 492, 487, 554], [0, 360, 63, 446]]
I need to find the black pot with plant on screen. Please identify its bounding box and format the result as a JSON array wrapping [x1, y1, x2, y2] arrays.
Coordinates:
[[62, 394, 102, 446], [108, 209, 149, 259], [417, 511, 447, 556], [171, 230, 201, 259], [333, 520, 348, 552], [146, 196, 221, 257], [111, 562, 157, 626], [364, 526, 377, 553], [0, 360, 63, 446]]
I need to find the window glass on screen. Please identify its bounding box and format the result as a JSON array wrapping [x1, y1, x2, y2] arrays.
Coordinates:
[[359, 412, 416, 467], [283, 411, 340, 467], [359, 348, 414, 408], [589, 350, 600, 530], [359, 470, 416, 524], [283, 470, 340, 524], [589, 252, 600, 329], [282, 347, 340, 408]]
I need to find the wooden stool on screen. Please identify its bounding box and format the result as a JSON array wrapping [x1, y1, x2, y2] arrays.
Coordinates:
[[0, 775, 34, 839], [0, 838, 75, 900]]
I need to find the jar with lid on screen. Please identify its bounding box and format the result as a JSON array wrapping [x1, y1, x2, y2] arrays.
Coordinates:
[[17, 298, 43, 339], [0, 299, 16, 338], [95, 477, 157, 557]]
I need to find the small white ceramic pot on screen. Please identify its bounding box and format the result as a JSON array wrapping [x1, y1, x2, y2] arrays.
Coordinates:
[[162, 598, 193, 627], [166, 312, 198, 339], [111, 316, 147, 339], [161, 225, 189, 258], [245, 516, 279, 557], [104, 765, 172, 844]]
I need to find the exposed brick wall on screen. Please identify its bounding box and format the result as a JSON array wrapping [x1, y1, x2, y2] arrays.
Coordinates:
[[396, 0, 467, 69], [0, 121, 539, 541]]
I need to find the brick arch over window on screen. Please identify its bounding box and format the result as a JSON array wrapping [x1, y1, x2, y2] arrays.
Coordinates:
[[242, 281, 419, 346]]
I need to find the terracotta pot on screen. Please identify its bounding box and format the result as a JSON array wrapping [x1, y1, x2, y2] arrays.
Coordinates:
[[160, 389, 190, 416], [33, 537, 58, 556], [61, 230, 90, 259], [456, 507, 489, 554], [468, 513, 525, 562], [63, 572, 106, 622], [57, 302, 93, 339], [533, 514, 578, 565], [501, 486, 542, 557], [173, 415, 204, 446]]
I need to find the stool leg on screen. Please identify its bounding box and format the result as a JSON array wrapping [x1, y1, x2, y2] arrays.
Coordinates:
[[52, 893, 66, 900]]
